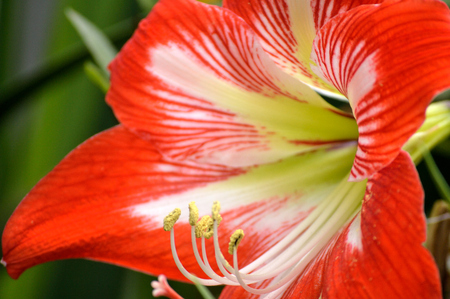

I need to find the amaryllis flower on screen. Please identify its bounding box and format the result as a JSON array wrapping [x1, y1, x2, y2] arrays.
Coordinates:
[[3, 0, 450, 297]]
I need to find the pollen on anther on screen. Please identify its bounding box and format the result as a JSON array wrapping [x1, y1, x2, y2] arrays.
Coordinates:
[[195, 215, 213, 238], [188, 201, 199, 226], [163, 208, 181, 231], [212, 201, 222, 225], [228, 229, 245, 254]]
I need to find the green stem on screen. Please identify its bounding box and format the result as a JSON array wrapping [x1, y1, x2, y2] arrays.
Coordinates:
[[192, 277, 216, 299], [423, 148, 450, 203]]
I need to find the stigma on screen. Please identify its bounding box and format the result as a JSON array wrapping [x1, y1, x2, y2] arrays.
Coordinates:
[[161, 178, 365, 295]]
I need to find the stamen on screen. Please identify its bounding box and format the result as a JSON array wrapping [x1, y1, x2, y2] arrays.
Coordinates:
[[212, 221, 244, 283], [188, 203, 229, 282], [189, 201, 199, 226], [169, 227, 221, 286], [195, 215, 214, 239], [191, 224, 240, 285], [228, 229, 244, 255], [164, 202, 237, 286], [212, 201, 222, 225], [163, 207, 220, 285], [151, 275, 184, 299], [163, 208, 181, 231]]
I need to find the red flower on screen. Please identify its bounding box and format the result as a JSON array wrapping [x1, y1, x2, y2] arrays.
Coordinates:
[[3, 0, 450, 297]]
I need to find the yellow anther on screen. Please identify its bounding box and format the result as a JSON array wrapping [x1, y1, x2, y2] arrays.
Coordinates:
[[228, 229, 244, 255], [163, 208, 181, 231], [195, 215, 213, 238], [203, 217, 214, 239], [195, 216, 208, 238], [188, 201, 199, 226], [212, 201, 222, 225]]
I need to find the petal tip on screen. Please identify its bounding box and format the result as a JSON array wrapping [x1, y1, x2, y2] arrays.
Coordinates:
[[2, 233, 28, 279], [1, 256, 23, 280]]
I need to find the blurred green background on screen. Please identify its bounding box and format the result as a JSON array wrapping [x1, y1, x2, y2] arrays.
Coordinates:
[[1, 0, 450, 298]]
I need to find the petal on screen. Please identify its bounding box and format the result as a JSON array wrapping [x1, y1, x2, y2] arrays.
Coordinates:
[[107, 0, 358, 168], [133, 144, 357, 277], [277, 241, 334, 298], [311, 0, 450, 180], [224, 0, 382, 96], [277, 151, 440, 298], [323, 151, 441, 298], [1, 125, 243, 279], [2, 124, 358, 285]]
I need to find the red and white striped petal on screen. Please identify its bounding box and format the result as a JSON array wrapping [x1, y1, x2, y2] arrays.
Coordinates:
[[322, 151, 441, 298], [261, 151, 440, 299], [107, 0, 358, 168], [1, 125, 358, 282], [1, 126, 242, 280], [224, 0, 382, 96], [132, 143, 357, 279], [312, 0, 450, 180]]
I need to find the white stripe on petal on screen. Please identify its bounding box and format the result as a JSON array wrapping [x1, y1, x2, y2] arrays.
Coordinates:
[[131, 145, 356, 229], [346, 214, 363, 252]]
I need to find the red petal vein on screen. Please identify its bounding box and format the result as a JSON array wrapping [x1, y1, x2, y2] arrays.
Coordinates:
[[1, 126, 242, 279], [313, 0, 450, 180]]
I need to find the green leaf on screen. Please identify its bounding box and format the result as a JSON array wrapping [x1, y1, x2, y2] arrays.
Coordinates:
[[84, 60, 110, 93], [136, 0, 156, 13], [65, 8, 117, 76]]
